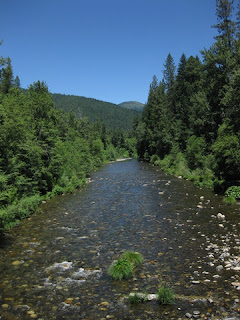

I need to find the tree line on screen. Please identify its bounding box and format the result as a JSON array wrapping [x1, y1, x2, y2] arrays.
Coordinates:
[[0, 45, 136, 229], [135, 0, 240, 191]]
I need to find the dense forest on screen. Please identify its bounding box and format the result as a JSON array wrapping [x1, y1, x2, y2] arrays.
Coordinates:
[[0, 46, 137, 229], [135, 0, 240, 200], [52, 94, 141, 130], [118, 101, 145, 112]]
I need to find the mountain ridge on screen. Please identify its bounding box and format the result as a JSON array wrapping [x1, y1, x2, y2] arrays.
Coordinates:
[[52, 93, 141, 130], [118, 101, 144, 111]]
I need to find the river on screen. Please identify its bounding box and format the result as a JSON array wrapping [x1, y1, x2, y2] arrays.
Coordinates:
[[0, 159, 240, 319]]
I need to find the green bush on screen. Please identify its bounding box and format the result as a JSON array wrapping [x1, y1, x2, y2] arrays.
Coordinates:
[[212, 123, 240, 181], [121, 251, 144, 267], [150, 154, 160, 165], [52, 185, 65, 195], [225, 186, 240, 199], [108, 258, 134, 280], [223, 195, 237, 205], [157, 287, 175, 305], [0, 194, 41, 229], [18, 195, 41, 218]]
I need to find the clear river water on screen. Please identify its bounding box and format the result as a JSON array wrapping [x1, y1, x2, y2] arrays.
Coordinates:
[[0, 159, 240, 319]]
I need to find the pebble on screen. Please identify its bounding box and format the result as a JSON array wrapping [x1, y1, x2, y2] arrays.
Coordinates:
[[193, 310, 200, 315], [216, 265, 224, 272], [185, 312, 192, 318]]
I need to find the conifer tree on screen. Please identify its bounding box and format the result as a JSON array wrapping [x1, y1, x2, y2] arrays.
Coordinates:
[[14, 75, 21, 88], [212, 0, 236, 47], [0, 57, 13, 94], [236, 0, 240, 38], [163, 53, 175, 92]]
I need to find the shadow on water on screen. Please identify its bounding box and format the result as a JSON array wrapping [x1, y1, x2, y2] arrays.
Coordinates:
[[0, 159, 240, 319]]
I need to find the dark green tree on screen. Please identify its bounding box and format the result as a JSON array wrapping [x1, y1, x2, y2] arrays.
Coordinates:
[[212, 0, 236, 47], [0, 57, 13, 94], [13, 75, 21, 88], [163, 53, 176, 92]]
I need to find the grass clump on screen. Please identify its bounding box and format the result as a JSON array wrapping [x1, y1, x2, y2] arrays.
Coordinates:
[[128, 293, 146, 304], [157, 287, 175, 305], [224, 195, 237, 205], [108, 258, 134, 280], [121, 251, 144, 267]]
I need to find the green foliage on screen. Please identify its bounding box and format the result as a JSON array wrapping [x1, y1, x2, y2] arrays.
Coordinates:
[[52, 185, 65, 195], [150, 154, 160, 165], [135, 0, 240, 191], [121, 251, 144, 267], [108, 258, 134, 280], [52, 93, 141, 130], [119, 101, 144, 112], [223, 195, 237, 205], [212, 123, 240, 180], [128, 293, 146, 304], [108, 251, 143, 281], [225, 186, 240, 199], [186, 135, 207, 170], [0, 76, 132, 228], [0, 195, 41, 229], [157, 287, 175, 305]]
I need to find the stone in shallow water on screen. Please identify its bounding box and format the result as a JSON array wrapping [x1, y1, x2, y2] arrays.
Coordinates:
[[46, 261, 73, 271], [231, 282, 240, 287]]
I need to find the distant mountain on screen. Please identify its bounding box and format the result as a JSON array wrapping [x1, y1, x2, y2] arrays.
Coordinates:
[[52, 93, 141, 130], [118, 101, 145, 112]]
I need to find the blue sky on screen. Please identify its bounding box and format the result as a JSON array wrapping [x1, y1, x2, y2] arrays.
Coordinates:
[[1, 0, 218, 104]]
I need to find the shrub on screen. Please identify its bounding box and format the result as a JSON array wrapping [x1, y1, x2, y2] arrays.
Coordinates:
[[18, 195, 41, 218], [108, 258, 134, 280], [224, 196, 237, 205], [225, 186, 240, 199], [150, 154, 160, 165], [157, 287, 175, 305], [52, 185, 65, 195], [121, 251, 144, 267]]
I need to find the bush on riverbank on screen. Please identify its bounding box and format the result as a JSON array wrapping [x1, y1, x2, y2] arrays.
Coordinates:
[[150, 149, 219, 190]]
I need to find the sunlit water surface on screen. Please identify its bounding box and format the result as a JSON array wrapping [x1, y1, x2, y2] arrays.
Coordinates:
[[0, 160, 240, 319]]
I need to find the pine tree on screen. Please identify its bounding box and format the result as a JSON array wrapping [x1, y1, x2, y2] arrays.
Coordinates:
[[212, 0, 236, 47], [14, 75, 21, 88], [163, 53, 176, 92], [236, 0, 240, 38], [0, 57, 13, 94]]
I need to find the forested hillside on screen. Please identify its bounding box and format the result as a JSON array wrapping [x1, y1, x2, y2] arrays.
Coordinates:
[[52, 93, 141, 130], [118, 101, 145, 111], [135, 0, 240, 198]]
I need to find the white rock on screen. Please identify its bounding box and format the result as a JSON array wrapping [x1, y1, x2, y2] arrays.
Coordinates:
[[217, 212, 225, 220]]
